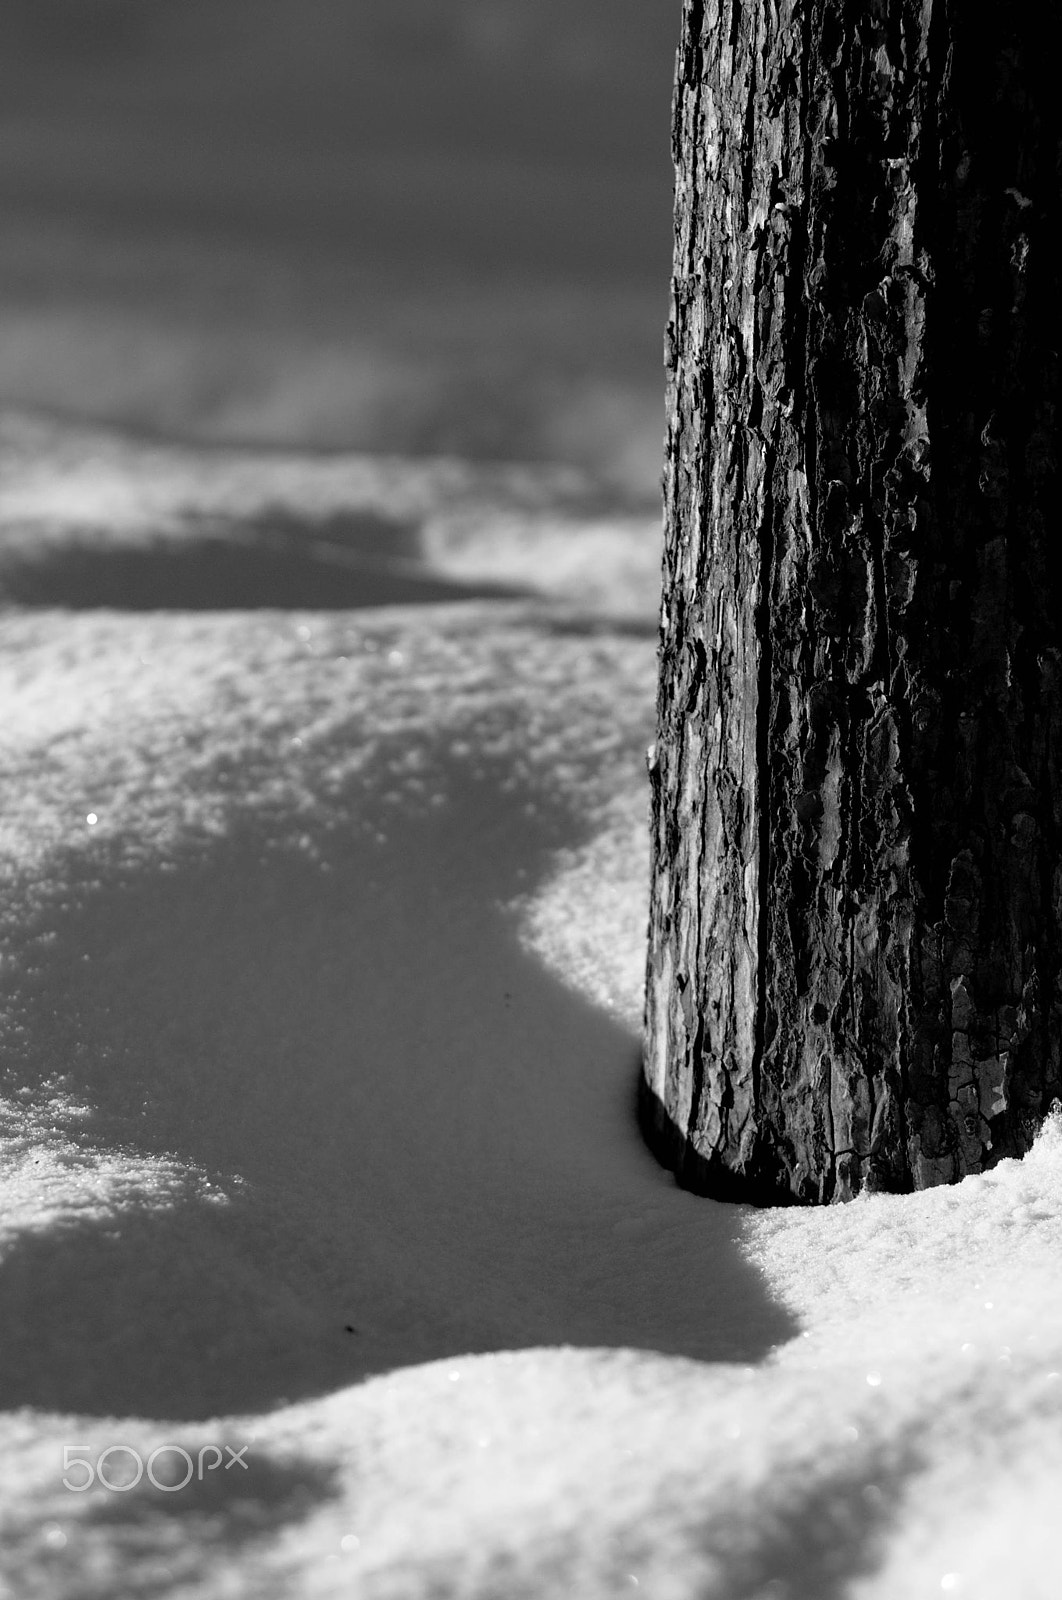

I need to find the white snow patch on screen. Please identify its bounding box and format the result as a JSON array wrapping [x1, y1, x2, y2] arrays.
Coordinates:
[[0, 1093, 227, 1244], [515, 798, 650, 1032]]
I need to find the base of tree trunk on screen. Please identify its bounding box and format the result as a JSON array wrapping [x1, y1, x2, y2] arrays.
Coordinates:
[[638, 1074, 808, 1206]]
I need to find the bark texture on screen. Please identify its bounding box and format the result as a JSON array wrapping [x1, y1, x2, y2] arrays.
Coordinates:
[[643, 0, 1062, 1202]]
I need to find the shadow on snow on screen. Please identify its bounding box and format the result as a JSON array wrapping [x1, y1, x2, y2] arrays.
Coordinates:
[[0, 509, 526, 610], [0, 755, 797, 1420]]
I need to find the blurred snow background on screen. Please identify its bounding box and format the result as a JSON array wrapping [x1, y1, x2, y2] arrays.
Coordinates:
[[0, 0, 674, 497]]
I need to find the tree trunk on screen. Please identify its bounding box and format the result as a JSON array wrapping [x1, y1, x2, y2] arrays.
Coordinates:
[[642, 0, 1062, 1203]]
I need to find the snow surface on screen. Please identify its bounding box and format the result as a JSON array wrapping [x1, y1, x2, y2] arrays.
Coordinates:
[[1, 417, 1057, 1598]]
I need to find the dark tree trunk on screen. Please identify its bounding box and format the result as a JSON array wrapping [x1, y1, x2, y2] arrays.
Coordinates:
[[642, 0, 1062, 1203]]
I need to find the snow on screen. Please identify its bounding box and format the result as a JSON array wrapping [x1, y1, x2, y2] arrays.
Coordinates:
[[1, 416, 1058, 1597], [0, 412, 659, 621]]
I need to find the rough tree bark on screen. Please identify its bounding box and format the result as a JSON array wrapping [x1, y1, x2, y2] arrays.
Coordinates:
[[642, 0, 1062, 1203]]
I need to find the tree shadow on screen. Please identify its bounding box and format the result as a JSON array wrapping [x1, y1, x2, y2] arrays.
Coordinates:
[[683, 1448, 919, 1600], [80, 1450, 339, 1545], [0, 509, 526, 608], [9, 1451, 343, 1600], [0, 756, 797, 1420], [464, 1441, 919, 1600]]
